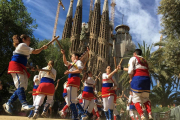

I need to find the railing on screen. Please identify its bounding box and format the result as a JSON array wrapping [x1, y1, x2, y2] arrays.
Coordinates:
[[152, 106, 180, 120]]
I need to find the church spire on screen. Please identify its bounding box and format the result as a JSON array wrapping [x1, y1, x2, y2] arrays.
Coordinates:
[[95, 0, 100, 3], [67, 0, 73, 17], [103, 0, 109, 12], [87, 0, 101, 73], [97, 0, 109, 71], [62, 0, 74, 39], [70, 0, 83, 53], [77, 0, 82, 7]]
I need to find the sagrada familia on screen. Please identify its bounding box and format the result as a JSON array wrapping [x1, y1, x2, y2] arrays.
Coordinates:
[[61, 0, 135, 94]]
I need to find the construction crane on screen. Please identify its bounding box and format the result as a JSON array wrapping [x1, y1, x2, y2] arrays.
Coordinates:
[[52, 0, 65, 41], [111, 0, 116, 29]]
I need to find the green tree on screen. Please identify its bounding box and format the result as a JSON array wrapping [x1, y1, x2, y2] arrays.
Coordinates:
[[158, 0, 180, 38], [157, 0, 180, 76]]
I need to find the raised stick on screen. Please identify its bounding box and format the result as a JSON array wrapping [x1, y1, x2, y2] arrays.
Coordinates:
[[54, 36, 63, 49], [95, 72, 102, 81], [46, 36, 59, 47], [114, 57, 117, 68], [118, 58, 123, 66]]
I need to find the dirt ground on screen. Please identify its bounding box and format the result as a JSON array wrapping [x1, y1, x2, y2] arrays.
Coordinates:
[[0, 116, 69, 120]]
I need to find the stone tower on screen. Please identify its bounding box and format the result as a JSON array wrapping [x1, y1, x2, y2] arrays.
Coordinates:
[[62, 0, 74, 39], [70, 0, 82, 54], [97, 0, 109, 71], [115, 24, 135, 95], [88, 0, 101, 73]]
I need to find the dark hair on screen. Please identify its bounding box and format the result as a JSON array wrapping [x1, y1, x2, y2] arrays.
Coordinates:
[[106, 66, 111, 70], [20, 34, 29, 40], [74, 53, 81, 59], [12, 34, 29, 47], [134, 49, 142, 56], [85, 71, 91, 79]]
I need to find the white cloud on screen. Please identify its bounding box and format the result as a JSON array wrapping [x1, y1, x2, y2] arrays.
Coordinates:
[[24, 0, 66, 40], [115, 0, 161, 51]]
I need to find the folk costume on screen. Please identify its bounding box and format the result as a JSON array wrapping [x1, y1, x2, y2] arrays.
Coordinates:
[[93, 97, 102, 119], [59, 81, 69, 118], [101, 73, 117, 120], [65, 60, 87, 120], [81, 76, 95, 116], [128, 55, 152, 119], [128, 94, 139, 120], [3, 43, 35, 114], [33, 66, 56, 119], [28, 75, 39, 118]]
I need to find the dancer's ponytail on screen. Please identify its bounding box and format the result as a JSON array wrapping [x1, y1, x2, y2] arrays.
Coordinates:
[[47, 61, 54, 75]]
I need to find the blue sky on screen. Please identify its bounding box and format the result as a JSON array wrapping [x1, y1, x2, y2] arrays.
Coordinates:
[[23, 0, 161, 50]]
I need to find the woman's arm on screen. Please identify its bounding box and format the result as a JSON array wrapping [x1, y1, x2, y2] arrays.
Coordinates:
[[32, 45, 47, 54], [107, 66, 120, 79], [55, 79, 60, 91], [61, 49, 68, 66]]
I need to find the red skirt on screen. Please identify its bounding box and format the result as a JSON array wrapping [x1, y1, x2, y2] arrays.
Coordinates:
[[32, 88, 38, 96], [36, 83, 55, 96], [8, 61, 30, 78], [82, 91, 94, 100], [67, 77, 80, 89], [101, 87, 115, 98]]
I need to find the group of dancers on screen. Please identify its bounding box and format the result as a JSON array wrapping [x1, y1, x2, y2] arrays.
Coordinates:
[[2, 34, 153, 120]]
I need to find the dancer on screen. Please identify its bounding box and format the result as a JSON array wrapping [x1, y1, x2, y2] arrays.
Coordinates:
[[28, 75, 39, 118], [101, 66, 119, 120], [125, 49, 153, 120], [124, 91, 139, 120], [93, 91, 100, 120], [59, 81, 69, 118], [61, 49, 87, 120], [48, 79, 60, 118], [3, 34, 47, 115], [81, 71, 95, 118], [32, 60, 56, 119]]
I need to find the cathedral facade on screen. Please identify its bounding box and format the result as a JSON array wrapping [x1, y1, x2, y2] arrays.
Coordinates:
[[62, 0, 135, 93]]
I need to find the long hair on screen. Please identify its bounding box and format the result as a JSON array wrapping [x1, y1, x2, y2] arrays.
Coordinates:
[[12, 34, 29, 47], [47, 60, 54, 75]]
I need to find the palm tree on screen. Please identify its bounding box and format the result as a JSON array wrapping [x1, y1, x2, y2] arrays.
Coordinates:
[[150, 75, 180, 107]]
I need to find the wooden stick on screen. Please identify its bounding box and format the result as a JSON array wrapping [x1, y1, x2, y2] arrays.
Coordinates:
[[95, 72, 102, 81], [114, 57, 117, 68], [118, 58, 123, 66], [28, 91, 34, 94], [46, 36, 59, 46], [53, 36, 63, 49], [36, 65, 39, 70]]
